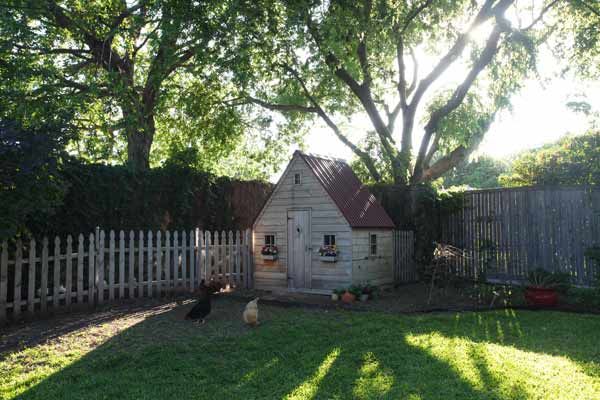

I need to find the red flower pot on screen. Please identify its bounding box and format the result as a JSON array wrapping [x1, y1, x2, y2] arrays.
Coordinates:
[[341, 291, 356, 304], [525, 286, 558, 306]]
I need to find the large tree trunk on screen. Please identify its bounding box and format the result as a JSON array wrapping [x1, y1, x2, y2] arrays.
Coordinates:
[[122, 99, 155, 172], [127, 129, 153, 171]]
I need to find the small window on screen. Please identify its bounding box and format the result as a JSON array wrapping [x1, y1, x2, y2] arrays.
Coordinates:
[[265, 235, 276, 246], [324, 235, 336, 246], [294, 173, 301, 185], [370, 234, 377, 255]]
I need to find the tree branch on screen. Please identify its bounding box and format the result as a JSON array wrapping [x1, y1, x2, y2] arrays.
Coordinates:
[[412, 23, 505, 183], [408, 0, 513, 111], [246, 97, 318, 113]]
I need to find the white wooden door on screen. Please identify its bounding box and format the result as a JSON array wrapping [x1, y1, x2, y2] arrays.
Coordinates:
[[287, 210, 310, 289]]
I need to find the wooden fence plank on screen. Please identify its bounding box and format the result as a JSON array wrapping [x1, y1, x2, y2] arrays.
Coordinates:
[[138, 231, 144, 298], [156, 231, 162, 295], [97, 231, 105, 304], [128, 231, 135, 298], [173, 231, 179, 290], [108, 231, 115, 302], [66, 235, 73, 307], [41, 238, 49, 312], [28, 239, 36, 314], [165, 231, 171, 293], [205, 231, 211, 282], [181, 231, 187, 291], [13, 240, 23, 317], [198, 229, 204, 283], [119, 231, 125, 299], [88, 234, 95, 305], [0, 241, 7, 321], [189, 230, 195, 292], [77, 235, 84, 305], [147, 231, 153, 297], [53, 237, 61, 309]]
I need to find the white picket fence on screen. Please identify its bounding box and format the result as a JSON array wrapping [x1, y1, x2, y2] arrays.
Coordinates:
[[0, 229, 253, 322]]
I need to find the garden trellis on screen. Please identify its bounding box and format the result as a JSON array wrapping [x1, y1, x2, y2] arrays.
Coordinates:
[[0, 229, 252, 322]]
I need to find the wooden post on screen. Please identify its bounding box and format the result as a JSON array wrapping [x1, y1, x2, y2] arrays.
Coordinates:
[[0, 241, 7, 321], [165, 231, 171, 293], [129, 231, 135, 298], [197, 229, 204, 283], [173, 231, 179, 290], [228, 231, 234, 287], [119, 231, 125, 299], [77, 235, 84, 305], [41, 237, 49, 311], [205, 231, 211, 282], [13, 240, 23, 317], [220, 230, 226, 284], [234, 231, 240, 286], [189, 230, 195, 292], [66, 235, 73, 307], [97, 231, 105, 304], [108, 231, 115, 301], [53, 237, 61, 309], [181, 231, 187, 291], [147, 231, 153, 297], [156, 231, 162, 296], [87, 234, 94, 306], [138, 230, 144, 298], [28, 239, 36, 314], [245, 229, 252, 289]]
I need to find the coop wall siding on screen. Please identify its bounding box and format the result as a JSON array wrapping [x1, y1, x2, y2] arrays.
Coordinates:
[[351, 229, 394, 286], [253, 155, 353, 290]]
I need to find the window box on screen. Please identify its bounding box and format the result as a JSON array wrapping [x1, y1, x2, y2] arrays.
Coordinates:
[[319, 255, 337, 263], [262, 254, 278, 261]]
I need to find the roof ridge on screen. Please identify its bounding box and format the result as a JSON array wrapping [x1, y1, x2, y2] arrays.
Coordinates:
[[294, 150, 348, 164]]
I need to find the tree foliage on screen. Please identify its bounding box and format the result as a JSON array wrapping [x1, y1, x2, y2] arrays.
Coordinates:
[[239, 0, 599, 185], [499, 131, 600, 187], [0, 0, 283, 175], [442, 155, 508, 189]]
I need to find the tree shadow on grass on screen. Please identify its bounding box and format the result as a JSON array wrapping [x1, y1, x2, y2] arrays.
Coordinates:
[[10, 302, 600, 400]]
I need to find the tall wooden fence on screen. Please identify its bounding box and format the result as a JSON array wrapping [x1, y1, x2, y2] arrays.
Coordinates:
[[0, 229, 252, 323], [440, 186, 600, 286], [394, 230, 417, 283]]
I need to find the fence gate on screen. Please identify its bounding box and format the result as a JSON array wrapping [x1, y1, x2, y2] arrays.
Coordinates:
[[393, 230, 417, 283], [0, 228, 253, 323]]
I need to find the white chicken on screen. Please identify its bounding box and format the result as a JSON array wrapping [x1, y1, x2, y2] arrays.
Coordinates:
[[242, 298, 259, 326]]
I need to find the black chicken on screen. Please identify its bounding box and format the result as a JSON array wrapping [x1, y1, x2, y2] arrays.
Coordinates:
[[185, 280, 211, 322]]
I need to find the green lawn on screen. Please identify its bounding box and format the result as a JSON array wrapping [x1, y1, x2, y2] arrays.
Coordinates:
[[1, 298, 599, 399]]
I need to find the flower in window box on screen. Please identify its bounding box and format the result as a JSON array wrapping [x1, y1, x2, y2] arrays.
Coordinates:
[[261, 245, 278, 260], [319, 245, 337, 257]]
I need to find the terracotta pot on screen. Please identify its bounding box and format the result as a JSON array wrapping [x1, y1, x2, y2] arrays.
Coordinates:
[[525, 286, 558, 306], [341, 291, 356, 304]]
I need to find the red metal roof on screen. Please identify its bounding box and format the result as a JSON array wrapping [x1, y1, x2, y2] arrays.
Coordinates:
[[297, 151, 395, 229]]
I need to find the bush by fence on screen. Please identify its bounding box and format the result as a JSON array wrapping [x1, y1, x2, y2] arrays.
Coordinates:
[[14, 162, 272, 239]]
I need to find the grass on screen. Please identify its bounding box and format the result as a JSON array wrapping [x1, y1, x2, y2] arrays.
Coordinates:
[[1, 297, 599, 400]]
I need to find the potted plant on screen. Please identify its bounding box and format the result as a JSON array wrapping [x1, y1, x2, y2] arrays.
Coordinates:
[[261, 245, 278, 261], [331, 288, 344, 301], [319, 245, 337, 262], [361, 283, 376, 301], [525, 268, 570, 306], [359, 288, 369, 302], [341, 288, 356, 304]]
